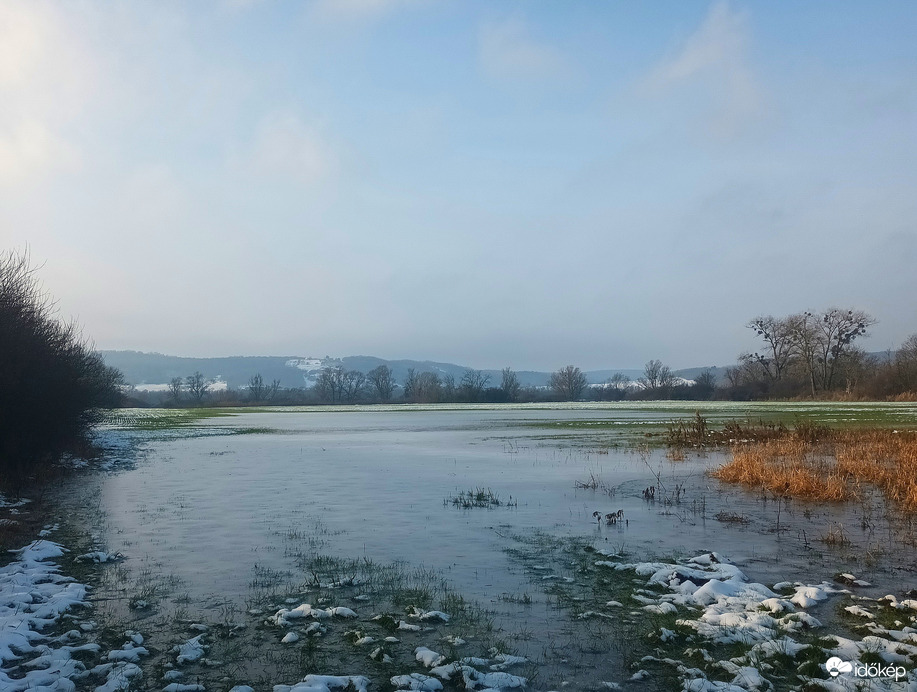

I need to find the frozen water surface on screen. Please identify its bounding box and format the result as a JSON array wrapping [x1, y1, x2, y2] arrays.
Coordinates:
[[48, 405, 917, 689]]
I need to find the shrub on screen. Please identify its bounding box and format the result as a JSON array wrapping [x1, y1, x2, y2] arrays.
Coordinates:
[[0, 250, 123, 491]]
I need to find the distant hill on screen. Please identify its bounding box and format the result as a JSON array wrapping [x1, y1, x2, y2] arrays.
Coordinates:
[[100, 350, 717, 391]]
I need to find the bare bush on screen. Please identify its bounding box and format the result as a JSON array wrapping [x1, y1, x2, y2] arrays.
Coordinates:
[[0, 250, 123, 490]]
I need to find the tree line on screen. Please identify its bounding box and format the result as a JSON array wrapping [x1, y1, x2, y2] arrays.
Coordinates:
[[147, 362, 707, 406], [146, 307, 917, 407], [727, 309, 917, 400]]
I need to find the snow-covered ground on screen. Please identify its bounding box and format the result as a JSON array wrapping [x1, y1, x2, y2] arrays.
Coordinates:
[[129, 379, 229, 393], [589, 550, 917, 690], [5, 534, 916, 691], [0, 539, 147, 691]]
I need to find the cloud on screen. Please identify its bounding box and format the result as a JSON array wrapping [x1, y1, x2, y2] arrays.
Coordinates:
[[0, 1, 94, 186], [310, 0, 427, 22], [644, 1, 762, 134], [0, 121, 79, 186], [245, 113, 334, 184], [478, 17, 569, 83], [219, 0, 267, 13]]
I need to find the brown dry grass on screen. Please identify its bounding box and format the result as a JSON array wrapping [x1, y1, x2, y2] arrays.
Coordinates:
[[711, 428, 917, 511]]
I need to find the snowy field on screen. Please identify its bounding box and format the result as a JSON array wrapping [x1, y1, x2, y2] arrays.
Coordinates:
[[4, 403, 917, 690]]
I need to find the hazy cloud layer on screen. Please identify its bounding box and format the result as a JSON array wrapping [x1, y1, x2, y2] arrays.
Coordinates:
[[1, 1, 915, 370], [479, 17, 570, 82], [645, 1, 762, 135]]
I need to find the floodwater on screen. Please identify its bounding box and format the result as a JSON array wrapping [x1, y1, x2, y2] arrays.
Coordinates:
[[53, 404, 917, 688]]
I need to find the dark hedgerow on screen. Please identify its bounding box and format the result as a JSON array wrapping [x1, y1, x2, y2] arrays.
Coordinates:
[[0, 250, 123, 491]]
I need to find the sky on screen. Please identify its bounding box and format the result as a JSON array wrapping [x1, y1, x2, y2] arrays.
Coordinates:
[[1, 0, 916, 371]]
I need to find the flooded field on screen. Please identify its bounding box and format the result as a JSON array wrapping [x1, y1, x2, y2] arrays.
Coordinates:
[[27, 404, 917, 690]]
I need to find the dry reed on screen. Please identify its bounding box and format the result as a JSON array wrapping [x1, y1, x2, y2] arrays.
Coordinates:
[[711, 428, 917, 511]]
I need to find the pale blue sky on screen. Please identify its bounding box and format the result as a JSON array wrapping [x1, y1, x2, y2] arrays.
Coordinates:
[[2, 0, 915, 370]]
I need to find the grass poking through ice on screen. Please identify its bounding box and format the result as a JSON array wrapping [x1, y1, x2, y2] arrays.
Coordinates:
[[444, 487, 518, 508]]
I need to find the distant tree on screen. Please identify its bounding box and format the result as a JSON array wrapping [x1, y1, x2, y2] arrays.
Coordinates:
[[501, 367, 520, 403], [400, 369, 446, 403], [315, 366, 345, 403], [896, 334, 917, 392], [413, 372, 443, 403], [248, 373, 266, 401], [0, 249, 123, 489], [459, 369, 491, 402], [168, 377, 184, 404], [746, 315, 797, 383], [483, 386, 508, 403], [249, 374, 280, 402], [402, 368, 417, 402], [610, 372, 631, 389], [724, 366, 744, 389], [597, 372, 630, 401], [341, 370, 366, 403], [693, 369, 718, 399], [441, 374, 456, 401], [185, 371, 211, 405], [367, 365, 396, 401], [814, 308, 875, 392], [267, 379, 281, 401], [788, 309, 875, 395], [550, 365, 588, 401], [639, 359, 674, 392]]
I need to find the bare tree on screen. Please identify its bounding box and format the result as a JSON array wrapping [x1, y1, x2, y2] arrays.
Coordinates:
[[693, 369, 718, 398], [550, 365, 588, 401], [168, 377, 184, 404], [501, 367, 520, 402], [413, 372, 443, 403], [896, 334, 917, 391], [746, 315, 796, 382], [639, 359, 674, 390], [814, 308, 875, 391], [460, 369, 491, 402], [267, 379, 281, 401], [596, 372, 630, 401], [788, 309, 875, 395], [185, 371, 211, 405], [367, 365, 396, 401], [249, 373, 266, 401], [341, 370, 366, 403], [609, 372, 631, 389], [724, 365, 744, 389], [441, 374, 456, 401], [402, 368, 417, 402], [315, 366, 345, 403]]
